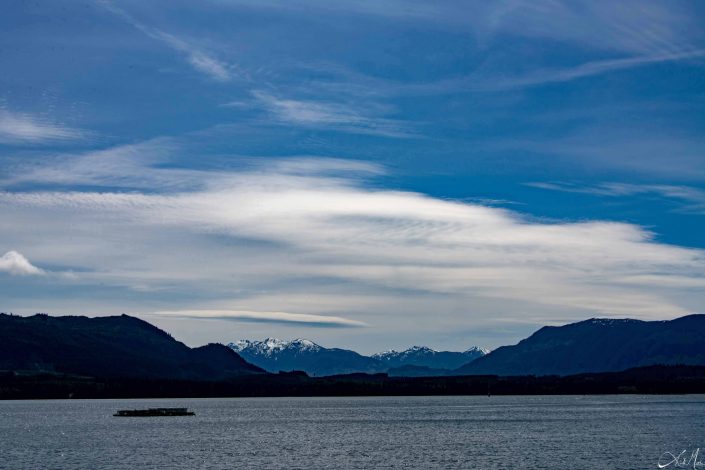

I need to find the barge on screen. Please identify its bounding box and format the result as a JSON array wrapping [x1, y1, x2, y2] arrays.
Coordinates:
[[113, 407, 195, 417]]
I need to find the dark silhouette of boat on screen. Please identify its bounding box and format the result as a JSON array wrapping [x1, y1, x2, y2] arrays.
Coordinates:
[[113, 407, 195, 417]]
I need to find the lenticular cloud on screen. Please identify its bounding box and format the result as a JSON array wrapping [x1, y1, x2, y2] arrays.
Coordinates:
[[0, 156, 704, 321]]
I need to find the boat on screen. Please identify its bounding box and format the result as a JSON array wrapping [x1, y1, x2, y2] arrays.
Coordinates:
[[113, 407, 195, 417]]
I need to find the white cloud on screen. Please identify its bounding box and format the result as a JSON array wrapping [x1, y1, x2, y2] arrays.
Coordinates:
[[0, 251, 44, 276], [149, 309, 367, 327], [1, 152, 704, 325], [0, 110, 85, 144]]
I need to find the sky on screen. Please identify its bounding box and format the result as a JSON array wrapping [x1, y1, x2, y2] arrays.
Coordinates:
[[1, 0, 704, 354]]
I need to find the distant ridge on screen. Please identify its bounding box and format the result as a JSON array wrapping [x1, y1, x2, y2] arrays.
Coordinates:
[[0, 313, 265, 380], [228, 338, 382, 376], [228, 339, 488, 376], [455, 314, 705, 376], [373, 346, 487, 370]]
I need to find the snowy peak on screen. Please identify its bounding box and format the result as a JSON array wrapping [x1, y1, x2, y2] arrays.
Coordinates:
[[372, 346, 435, 358], [583, 318, 643, 326], [372, 345, 488, 370], [226, 338, 322, 357], [373, 345, 485, 359], [227, 339, 488, 375], [464, 346, 491, 355], [288, 339, 319, 351], [226, 338, 379, 376]]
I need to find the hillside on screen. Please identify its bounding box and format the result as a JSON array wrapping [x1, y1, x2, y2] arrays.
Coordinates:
[[0, 313, 265, 380], [456, 315, 705, 376]]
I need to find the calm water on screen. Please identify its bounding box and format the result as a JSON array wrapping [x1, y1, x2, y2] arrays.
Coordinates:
[[1, 395, 704, 469]]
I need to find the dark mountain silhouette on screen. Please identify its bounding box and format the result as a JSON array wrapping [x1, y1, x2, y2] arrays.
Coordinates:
[[0, 313, 264, 380], [387, 365, 453, 377], [455, 315, 705, 376]]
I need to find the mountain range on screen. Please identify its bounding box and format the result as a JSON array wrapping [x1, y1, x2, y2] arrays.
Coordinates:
[[228, 339, 382, 376], [457, 315, 705, 376], [373, 346, 488, 370], [231, 315, 705, 377], [3, 312, 705, 381], [228, 339, 488, 376], [0, 313, 264, 380]]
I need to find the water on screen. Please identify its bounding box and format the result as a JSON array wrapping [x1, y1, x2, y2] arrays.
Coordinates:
[[1, 395, 703, 469]]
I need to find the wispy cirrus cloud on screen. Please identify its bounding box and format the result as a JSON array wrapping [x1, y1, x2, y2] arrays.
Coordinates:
[[99, 1, 232, 82], [144, 29, 231, 82], [0, 109, 85, 144], [0, 251, 44, 276], [467, 49, 705, 91], [473, 0, 700, 56], [211, 0, 704, 92], [492, 127, 705, 180], [149, 310, 368, 328], [211, 0, 698, 56], [528, 182, 705, 215], [250, 91, 415, 138], [2, 138, 187, 190], [305, 48, 705, 97]]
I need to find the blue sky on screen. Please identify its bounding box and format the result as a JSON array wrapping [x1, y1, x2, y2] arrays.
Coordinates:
[[1, 0, 704, 353]]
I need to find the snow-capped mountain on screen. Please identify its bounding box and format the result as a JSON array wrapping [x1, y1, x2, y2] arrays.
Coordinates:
[[230, 338, 321, 357], [227, 338, 382, 376], [372, 345, 488, 370], [228, 339, 489, 376]]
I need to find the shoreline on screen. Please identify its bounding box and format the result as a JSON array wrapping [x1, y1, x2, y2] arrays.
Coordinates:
[[3, 364, 705, 400]]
